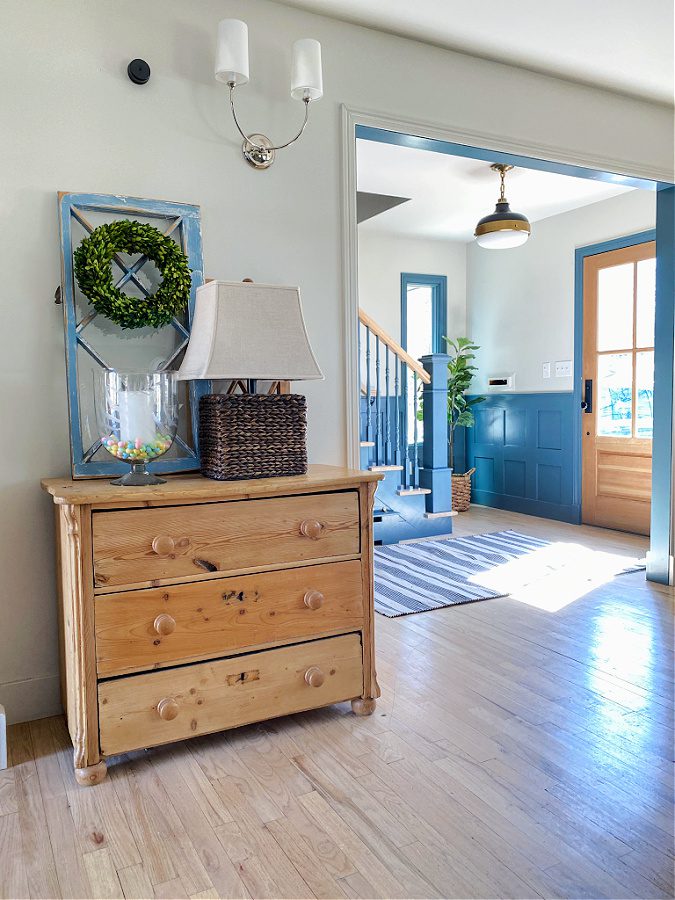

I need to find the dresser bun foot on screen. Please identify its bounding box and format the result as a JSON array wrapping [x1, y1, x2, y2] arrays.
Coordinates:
[[351, 697, 376, 716], [75, 759, 107, 786]]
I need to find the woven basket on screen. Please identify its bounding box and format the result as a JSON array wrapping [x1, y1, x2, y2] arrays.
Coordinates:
[[199, 393, 308, 481], [451, 467, 476, 512]]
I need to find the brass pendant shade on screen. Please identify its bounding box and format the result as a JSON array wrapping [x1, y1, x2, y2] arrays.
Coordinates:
[[475, 164, 531, 249]]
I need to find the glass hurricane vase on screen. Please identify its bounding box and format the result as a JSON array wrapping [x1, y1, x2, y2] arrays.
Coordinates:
[[97, 370, 178, 485]]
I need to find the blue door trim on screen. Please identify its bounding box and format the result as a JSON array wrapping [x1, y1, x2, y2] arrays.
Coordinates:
[[400, 273, 447, 354], [400, 274, 447, 463], [355, 123, 673, 582], [355, 125, 658, 192], [650, 187, 674, 583], [572, 229, 657, 524]]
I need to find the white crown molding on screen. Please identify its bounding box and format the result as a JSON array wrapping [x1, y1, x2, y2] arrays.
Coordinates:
[[345, 106, 674, 186]]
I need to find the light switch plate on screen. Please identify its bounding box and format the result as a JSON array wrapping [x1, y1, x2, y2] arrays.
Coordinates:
[[555, 360, 572, 378], [542, 362, 551, 379]]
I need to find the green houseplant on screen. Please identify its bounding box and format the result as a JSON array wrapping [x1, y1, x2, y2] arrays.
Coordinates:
[[444, 337, 485, 511]]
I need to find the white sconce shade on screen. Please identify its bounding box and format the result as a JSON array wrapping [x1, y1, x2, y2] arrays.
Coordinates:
[[291, 39, 323, 100], [215, 19, 249, 85], [178, 282, 324, 382]]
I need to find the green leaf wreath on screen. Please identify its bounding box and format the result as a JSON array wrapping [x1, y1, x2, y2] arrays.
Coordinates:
[[73, 219, 192, 329]]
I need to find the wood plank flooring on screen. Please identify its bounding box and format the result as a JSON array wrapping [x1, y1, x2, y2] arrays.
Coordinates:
[[2, 506, 673, 899]]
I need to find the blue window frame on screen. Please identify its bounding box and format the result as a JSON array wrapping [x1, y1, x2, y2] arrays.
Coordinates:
[[400, 273, 447, 355], [400, 273, 447, 453]]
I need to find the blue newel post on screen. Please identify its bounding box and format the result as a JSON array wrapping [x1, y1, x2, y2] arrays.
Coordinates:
[[419, 353, 452, 513]]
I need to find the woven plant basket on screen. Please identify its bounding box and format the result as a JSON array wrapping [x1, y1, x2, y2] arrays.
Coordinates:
[[199, 393, 308, 481], [451, 467, 476, 512]]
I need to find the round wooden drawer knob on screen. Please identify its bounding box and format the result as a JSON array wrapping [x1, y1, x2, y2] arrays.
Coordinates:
[[157, 698, 179, 721], [153, 613, 176, 636], [152, 535, 175, 557], [304, 666, 325, 688], [300, 519, 323, 540], [304, 590, 324, 610]]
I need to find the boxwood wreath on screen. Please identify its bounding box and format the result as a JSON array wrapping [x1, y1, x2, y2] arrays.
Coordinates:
[[73, 219, 192, 329]]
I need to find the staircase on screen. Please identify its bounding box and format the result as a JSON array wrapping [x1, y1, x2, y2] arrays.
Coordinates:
[[358, 309, 455, 545]]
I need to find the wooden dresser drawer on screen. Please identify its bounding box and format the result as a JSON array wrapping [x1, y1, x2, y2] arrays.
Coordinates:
[[98, 633, 364, 755], [92, 491, 360, 589], [95, 559, 364, 677]]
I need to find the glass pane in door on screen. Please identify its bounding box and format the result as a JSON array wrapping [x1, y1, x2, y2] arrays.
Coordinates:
[[405, 285, 434, 360], [636, 258, 656, 348], [597, 352, 633, 437], [405, 284, 434, 445], [597, 263, 634, 351], [635, 350, 654, 438]]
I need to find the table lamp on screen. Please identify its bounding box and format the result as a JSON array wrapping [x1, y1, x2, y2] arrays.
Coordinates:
[[178, 281, 323, 480]]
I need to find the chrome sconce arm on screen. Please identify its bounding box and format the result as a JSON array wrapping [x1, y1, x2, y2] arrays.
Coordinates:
[[216, 21, 322, 169], [228, 83, 312, 169]]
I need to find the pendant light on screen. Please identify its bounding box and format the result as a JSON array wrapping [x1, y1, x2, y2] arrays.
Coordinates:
[[474, 164, 531, 249]]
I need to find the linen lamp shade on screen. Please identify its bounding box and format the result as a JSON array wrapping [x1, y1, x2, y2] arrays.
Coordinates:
[[177, 281, 324, 382]]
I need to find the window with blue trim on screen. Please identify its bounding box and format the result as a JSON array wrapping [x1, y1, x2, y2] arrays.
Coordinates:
[[400, 273, 447, 357], [400, 273, 447, 446]]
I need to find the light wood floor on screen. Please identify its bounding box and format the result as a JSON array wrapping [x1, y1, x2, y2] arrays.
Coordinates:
[[2, 507, 673, 900]]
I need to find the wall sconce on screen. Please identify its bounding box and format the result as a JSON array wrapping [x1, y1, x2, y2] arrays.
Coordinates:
[[216, 19, 323, 169]]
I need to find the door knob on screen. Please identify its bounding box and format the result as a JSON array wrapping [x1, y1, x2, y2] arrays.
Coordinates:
[[583, 379, 593, 413], [304, 590, 324, 610], [157, 697, 179, 720], [304, 666, 325, 687], [153, 613, 176, 636]]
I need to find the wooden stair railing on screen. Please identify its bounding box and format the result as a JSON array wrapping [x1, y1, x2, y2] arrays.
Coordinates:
[[358, 308, 431, 488], [358, 310, 431, 386]]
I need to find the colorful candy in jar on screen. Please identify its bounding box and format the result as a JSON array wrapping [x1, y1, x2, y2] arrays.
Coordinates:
[[103, 434, 172, 461]]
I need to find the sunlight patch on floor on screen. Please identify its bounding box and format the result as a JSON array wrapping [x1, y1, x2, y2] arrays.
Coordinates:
[[468, 541, 644, 612]]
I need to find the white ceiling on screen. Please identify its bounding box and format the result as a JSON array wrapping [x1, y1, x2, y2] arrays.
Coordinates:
[[278, 0, 674, 104], [357, 139, 633, 241]]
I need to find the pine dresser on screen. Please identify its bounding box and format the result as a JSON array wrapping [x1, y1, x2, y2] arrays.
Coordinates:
[[41, 465, 382, 785]]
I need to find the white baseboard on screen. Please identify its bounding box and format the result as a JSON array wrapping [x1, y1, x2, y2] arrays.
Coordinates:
[[0, 674, 62, 725]]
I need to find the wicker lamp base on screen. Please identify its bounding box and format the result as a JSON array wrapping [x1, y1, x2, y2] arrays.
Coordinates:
[[199, 393, 308, 481]]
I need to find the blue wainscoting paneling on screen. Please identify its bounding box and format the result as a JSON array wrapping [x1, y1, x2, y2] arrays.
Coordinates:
[[465, 393, 580, 523]]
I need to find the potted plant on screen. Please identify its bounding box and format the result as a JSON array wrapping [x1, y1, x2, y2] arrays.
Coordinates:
[[444, 337, 485, 511]]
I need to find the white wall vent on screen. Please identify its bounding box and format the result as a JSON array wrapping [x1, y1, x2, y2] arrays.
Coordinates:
[[487, 374, 515, 391]]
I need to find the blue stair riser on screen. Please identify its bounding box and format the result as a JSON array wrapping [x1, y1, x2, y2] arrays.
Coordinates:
[[372, 469, 453, 545]]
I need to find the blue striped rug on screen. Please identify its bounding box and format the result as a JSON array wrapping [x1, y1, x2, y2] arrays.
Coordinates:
[[373, 530, 645, 617]]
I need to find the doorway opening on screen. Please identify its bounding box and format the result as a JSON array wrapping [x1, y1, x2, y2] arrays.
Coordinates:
[[343, 113, 673, 583], [579, 234, 656, 534]]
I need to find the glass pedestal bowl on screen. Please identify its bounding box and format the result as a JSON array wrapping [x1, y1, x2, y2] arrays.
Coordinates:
[[97, 371, 178, 485]]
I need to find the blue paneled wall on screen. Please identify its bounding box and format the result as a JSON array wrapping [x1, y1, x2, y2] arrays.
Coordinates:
[[464, 393, 580, 523]]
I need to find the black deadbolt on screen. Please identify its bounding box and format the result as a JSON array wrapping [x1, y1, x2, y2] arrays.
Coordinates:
[[127, 58, 151, 85]]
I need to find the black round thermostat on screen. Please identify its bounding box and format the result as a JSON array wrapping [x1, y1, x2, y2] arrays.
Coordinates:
[[127, 59, 151, 85]]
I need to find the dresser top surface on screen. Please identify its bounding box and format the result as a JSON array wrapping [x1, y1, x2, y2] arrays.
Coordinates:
[[41, 464, 382, 506]]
